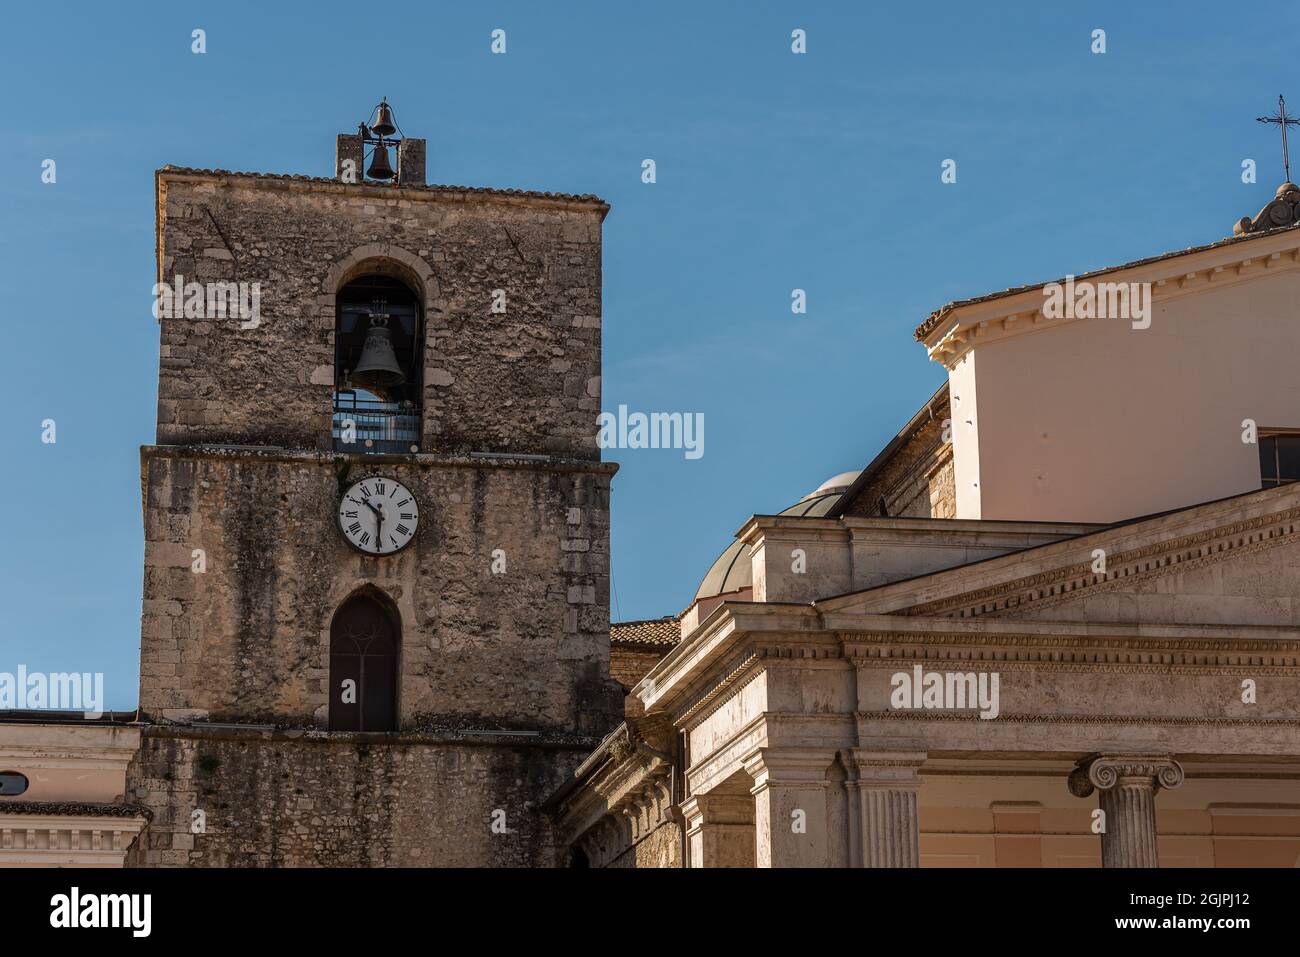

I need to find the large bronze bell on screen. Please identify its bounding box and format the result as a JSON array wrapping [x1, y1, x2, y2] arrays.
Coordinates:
[[366, 141, 396, 180], [351, 314, 405, 394], [372, 98, 397, 137]]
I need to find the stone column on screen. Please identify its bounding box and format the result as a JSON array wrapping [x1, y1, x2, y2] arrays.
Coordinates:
[[680, 791, 755, 868], [847, 750, 925, 867], [745, 748, 839, 868], [1068, 755, 1184, 868]]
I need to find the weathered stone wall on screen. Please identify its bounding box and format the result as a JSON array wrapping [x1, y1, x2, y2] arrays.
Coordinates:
[[126, 728, 592, 867], [155, 171, 606, 459], [608, 820, 682, 868], [842, 396, 954, 519], [140, 447, 623, 735], [609, 645, 669, 717]]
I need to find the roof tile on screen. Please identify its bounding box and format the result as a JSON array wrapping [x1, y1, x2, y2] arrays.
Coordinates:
[[610, 617, 680, 648]]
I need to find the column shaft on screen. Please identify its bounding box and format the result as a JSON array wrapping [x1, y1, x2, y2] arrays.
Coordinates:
[[1099, 782, 1159, 868]]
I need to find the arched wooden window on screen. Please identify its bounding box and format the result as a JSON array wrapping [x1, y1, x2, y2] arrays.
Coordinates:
[[329, 593, 399, 732]]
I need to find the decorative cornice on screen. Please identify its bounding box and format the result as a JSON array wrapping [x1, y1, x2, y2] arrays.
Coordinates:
[[857, 710, 1300, 728], [915, 222, 1300, 352], [844, 633, 1300, 673], [677, 652, 761, 728], [141, 443, 615, 477]]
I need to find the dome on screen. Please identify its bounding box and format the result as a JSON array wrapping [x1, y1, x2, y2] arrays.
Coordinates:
[[692, 470, 860, 602], [801, 470, 862, 501], [693, 538, 749, 601]]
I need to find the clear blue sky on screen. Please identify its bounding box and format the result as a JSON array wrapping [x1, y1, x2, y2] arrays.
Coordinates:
[[2, 1, 1296, 708]]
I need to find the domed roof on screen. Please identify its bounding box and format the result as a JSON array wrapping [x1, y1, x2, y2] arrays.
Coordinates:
[[692, 471, 860, 602], [801, 470, 861, 501]]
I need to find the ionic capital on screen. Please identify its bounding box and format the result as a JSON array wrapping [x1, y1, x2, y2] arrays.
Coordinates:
[[1067, 754, 1184, 798]]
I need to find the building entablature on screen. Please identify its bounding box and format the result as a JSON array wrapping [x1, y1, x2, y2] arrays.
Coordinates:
[[636, 603, 826, 718], [918, 223, 1300, 368]]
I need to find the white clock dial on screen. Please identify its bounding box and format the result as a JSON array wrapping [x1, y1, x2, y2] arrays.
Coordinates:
[[338, 476, 419, 555]]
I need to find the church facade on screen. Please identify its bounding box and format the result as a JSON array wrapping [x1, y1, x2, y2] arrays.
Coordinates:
[[552, 184, 1300, 868], [1, 118, 1298, 867]]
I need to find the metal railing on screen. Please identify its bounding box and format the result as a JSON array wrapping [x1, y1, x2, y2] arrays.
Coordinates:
[[332, 392, 420, 454]]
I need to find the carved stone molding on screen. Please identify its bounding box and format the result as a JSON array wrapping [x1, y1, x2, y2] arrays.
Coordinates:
[[676, 652, 761, 728], [844, 630, 1300, 664], [860, 709, 1300, 728]]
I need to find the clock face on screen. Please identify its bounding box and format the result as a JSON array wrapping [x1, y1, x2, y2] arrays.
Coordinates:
[[338, 477, 419, 555]]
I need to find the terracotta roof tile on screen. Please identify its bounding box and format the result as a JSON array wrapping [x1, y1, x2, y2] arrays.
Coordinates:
[[610, 617, 680, 648]]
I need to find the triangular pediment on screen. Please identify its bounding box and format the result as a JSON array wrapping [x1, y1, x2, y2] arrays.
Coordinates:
[[817, 484, 1300, 629]]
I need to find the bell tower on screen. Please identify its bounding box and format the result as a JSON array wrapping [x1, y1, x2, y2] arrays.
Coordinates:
[[128, 101, 623, 867]]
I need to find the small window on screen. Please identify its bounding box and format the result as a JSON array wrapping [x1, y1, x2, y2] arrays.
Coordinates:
[[1259, 431, 1300, 488], [0, 771, 29, 796]]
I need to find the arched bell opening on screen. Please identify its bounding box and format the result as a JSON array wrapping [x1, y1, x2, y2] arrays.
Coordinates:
[[332, 274, 423, 454]]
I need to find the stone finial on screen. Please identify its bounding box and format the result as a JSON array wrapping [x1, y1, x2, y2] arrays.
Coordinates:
[[1234, 182, 1300, 235]]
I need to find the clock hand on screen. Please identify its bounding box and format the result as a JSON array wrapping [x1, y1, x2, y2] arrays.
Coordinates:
[[359, 498, 383, 552]]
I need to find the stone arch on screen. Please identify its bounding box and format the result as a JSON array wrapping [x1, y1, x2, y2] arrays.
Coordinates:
[[322, 243, 440, 306]]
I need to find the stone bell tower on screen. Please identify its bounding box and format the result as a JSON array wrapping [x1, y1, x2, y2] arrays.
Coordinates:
[[126, 101, 623, 867]]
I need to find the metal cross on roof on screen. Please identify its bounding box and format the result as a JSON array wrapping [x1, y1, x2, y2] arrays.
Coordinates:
[[1256, 94, 1300, 183]]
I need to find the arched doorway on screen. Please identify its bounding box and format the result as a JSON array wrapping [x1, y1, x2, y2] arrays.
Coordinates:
[[329, 592, 399, 731]]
